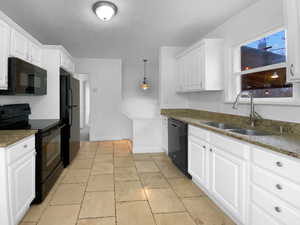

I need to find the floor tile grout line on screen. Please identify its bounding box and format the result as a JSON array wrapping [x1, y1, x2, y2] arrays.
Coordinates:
[[113, 141, 118, 225], [133, 154, 159, 225], [75, 142, 97, 224], [151, 152, 202, 225]]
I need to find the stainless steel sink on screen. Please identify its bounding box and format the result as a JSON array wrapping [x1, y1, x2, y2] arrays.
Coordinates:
[[204, 122, 237, 130], [229, 129, 269, 136]]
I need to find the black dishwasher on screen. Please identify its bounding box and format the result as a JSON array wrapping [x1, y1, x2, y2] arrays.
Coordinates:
[[168, 118, 190, 178]]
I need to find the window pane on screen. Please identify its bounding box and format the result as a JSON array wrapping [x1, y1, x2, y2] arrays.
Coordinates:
[[241, 68, 293, 98], [241, 30, 286, 71]]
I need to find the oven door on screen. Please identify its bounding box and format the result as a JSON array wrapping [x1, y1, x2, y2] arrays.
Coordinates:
[[41, 126, 62, 181]]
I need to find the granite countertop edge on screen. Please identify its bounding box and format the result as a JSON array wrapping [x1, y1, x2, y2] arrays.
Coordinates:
[[0, 130, 38, 148], [163, 114, 300, 160]]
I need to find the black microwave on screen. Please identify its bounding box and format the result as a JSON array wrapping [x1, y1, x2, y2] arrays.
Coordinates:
[[0, 57, 47, 95]]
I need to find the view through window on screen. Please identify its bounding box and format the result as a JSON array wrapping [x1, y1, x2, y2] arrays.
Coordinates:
[[239, 30, 292, 98]]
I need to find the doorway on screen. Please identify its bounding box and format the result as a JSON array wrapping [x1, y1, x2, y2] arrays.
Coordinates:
[[75, 74, 90, 141]]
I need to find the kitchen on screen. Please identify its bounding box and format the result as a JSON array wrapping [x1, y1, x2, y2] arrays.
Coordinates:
[[0, 0, 300, 225]]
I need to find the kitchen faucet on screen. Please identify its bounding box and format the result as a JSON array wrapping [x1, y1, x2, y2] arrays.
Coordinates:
[[232, 91, 263, 127]]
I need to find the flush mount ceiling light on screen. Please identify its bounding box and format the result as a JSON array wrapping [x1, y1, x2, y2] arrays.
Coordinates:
[[93, 1, 118, 22], [140, 59, 150, 90]]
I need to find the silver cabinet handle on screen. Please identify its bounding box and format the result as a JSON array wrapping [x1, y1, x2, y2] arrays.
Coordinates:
[[202, 145, 206, 149], [274, 206, 281, 213], [276, 161, 283, 167], [290, 64, 295, 77], [210, 148, 213, 152], [276, 184, 283, 190], [24, 144, 28, 148]]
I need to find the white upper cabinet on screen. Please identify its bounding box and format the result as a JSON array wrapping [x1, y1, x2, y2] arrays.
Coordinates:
[[0, 19, 10, 90], [60, 51, 75, 74], [285, 0, 300, 82], [28, 41, 42, 67], [10, 29, 42, 68], [10, 29, 28, 60], [176, 39, 224, 92]]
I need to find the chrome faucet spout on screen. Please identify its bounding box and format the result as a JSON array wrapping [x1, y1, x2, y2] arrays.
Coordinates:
[[232, 90, 262, 127]]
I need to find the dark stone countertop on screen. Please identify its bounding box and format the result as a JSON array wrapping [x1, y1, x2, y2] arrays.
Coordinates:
[[0, 130, 38, 148], [162, 111, 300, 159]]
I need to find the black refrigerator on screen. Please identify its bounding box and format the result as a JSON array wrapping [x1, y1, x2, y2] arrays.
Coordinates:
[[60, 68, 80, 167]]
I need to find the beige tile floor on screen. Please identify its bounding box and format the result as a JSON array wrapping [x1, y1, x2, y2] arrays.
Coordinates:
[[20, 140, 236, 225]]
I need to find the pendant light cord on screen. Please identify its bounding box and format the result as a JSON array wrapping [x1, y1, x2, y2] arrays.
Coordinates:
[[143, 59, 147, 82]]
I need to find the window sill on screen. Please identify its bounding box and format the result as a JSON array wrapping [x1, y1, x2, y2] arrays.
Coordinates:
[[224, 98, 300, 106]]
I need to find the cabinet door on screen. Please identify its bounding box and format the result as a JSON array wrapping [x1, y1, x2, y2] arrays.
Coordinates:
[[10, 29, 29, 61], [8, 151, 35, 225], [195, 45, 205, 90], [182, 55, 189, 91], [188, 137, 209, 188], [29, 41, 42, 67], [189, 50, 199, 90], [285, 0, 300, 82], [176, 57, 184, 91], [0, 19, 10, 90], [210, 146, 246, 222], [162, 117, 168, 153], [249, 204, 280, 225]]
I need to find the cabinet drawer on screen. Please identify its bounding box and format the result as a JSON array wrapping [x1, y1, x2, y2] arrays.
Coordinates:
[[210, 132, 249, 160], [252, 147, 300, 184], [189, 125, 209, 142], [251, 185, 300, 225], [251, 165, 300, 210], [249, 204, 280, 225], [7, 135, 35, 164]]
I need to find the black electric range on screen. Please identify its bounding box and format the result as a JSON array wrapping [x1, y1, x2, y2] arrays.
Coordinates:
[[0, 104, 64, 204]]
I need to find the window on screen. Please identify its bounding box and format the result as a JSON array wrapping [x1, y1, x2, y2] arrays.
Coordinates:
[[233, 30, 293, 99]]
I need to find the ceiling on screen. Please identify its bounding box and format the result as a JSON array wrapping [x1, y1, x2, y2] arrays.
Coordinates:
[[0, 0, 258, 63]]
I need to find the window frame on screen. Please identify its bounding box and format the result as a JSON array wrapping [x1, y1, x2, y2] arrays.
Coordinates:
[[226, 27, 300, 106]]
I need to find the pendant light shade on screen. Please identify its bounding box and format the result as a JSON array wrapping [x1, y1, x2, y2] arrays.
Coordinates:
[[140, 59, 150, 90]]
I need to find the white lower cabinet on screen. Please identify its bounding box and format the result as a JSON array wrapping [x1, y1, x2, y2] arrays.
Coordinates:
[[210, 146, 247, 222], [0, 135, 36, 225], [161, 116, 168, 154], [8, 151, 35, 225], [249, 204, 280, 225], [188, 136, 209, 189], [188, 125, 300, 225], [188, 125, 247, 224], [251, 185, 300, 225]]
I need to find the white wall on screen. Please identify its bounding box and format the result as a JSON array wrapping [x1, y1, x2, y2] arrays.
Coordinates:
[[122, 62, 160, 118], [0, 48, 61, 119], [159, 47, 189, 108], [75, 58, 132, 141], [187, 0, 300, 123]]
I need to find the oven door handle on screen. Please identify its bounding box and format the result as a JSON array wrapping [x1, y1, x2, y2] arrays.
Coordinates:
[[171, 123, 180, 128]]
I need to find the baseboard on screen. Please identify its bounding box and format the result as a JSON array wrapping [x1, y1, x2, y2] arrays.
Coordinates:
[[133, 146, 164, 154], [90, 136, 131, 141]]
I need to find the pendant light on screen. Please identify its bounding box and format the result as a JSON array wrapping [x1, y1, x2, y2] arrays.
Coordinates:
[[140, 59, 150, 90]]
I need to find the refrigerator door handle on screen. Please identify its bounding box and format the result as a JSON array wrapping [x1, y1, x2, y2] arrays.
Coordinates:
[[69, 89, 73, 126]]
